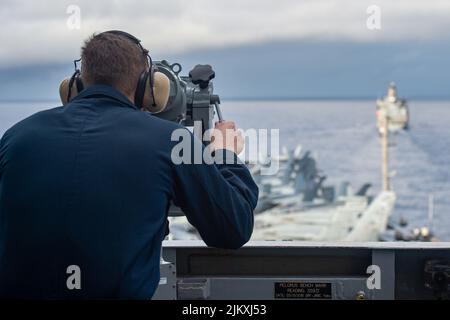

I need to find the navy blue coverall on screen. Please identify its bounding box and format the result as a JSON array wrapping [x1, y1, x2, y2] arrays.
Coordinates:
[[0, 85, 258, 299]]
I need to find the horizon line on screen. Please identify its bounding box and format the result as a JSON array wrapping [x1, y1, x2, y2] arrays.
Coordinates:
[[2, 96, 450, 103]]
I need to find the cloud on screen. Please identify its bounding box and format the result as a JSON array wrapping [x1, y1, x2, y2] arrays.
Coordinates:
[[1, 0, 450, 66]]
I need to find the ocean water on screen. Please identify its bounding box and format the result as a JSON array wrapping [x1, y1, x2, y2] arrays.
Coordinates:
[[1, 100, 449, 241]]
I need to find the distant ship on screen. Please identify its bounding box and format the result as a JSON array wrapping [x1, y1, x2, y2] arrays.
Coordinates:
[[376, 82, 409, 134]]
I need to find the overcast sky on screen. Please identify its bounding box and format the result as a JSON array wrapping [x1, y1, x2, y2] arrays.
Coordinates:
[[1, 0, 450, 67]]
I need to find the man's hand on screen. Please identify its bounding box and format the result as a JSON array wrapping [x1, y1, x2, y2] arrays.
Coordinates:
[[210, 121, 244, 155]]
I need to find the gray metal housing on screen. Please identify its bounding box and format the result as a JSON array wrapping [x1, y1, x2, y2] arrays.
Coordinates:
[[154, 241, 450, 300]]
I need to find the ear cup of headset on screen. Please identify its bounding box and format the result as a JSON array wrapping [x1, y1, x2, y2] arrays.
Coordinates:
[[59, 73, 84, 105], [60, 70, 170, 111], [141, 71, 170, 113]]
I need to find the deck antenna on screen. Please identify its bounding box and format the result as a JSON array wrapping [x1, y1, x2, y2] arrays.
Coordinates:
[[381, 115, 390, 191], [428, 194, 434, 230]]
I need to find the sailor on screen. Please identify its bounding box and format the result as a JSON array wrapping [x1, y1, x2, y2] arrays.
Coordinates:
[[0, 32, 258, 299]]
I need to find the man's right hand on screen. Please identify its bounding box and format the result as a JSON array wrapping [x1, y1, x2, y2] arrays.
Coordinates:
[[210, 121, 244, 155]]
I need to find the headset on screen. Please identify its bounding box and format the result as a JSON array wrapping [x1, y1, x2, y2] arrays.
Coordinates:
[[59, 30, 170, 113]]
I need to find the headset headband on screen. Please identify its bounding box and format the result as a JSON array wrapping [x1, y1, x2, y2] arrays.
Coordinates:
[[101, 30, 154, 66], [102, 30, 145, 52]]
